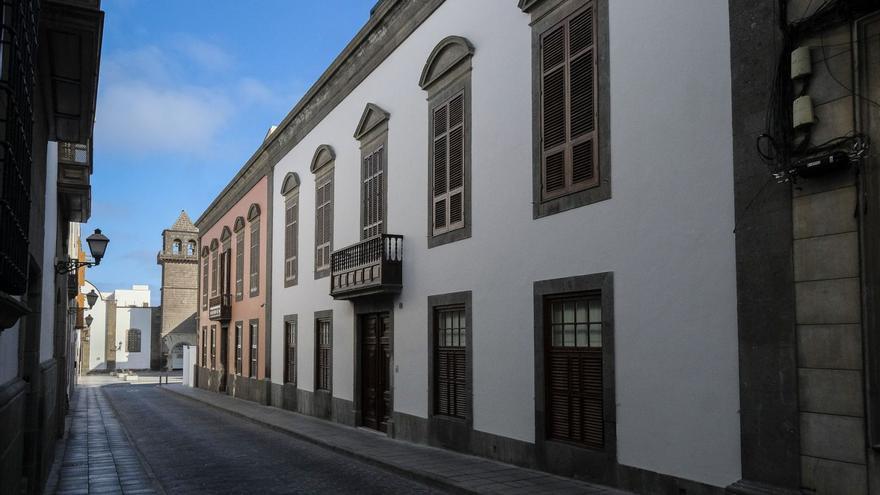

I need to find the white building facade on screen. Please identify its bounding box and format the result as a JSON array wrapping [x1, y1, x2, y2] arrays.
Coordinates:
[[257, 1, 738, 491], [82, 284, 155, 372]]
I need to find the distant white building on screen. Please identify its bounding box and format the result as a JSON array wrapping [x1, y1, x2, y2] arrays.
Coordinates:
[[82, 284, 158, 372]]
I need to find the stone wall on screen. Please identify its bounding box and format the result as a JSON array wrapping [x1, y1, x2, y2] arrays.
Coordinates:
[[787, 6, 868, 493]]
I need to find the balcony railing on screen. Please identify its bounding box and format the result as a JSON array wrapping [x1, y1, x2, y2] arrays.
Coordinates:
[[208, 294, 231, 322], [330, 234, 403, 300]]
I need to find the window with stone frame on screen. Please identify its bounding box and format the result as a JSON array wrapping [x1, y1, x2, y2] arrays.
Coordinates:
[[420, 37, 473, 248], [310, 146, 335, 279], [234, 217, 245, 300], [525, 0, 609, 219]]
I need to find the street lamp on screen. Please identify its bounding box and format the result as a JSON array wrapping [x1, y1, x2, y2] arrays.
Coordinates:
[[86, 289, 99, 309], [56, 229, 110, 274], [85, 314, 93, 327]]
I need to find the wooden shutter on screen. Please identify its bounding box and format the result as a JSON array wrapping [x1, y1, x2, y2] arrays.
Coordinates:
[[285, 197, 298, 283], [235, 324, 242, 374], [201, 256, 209, 309], [315, 174, 333, 271], [285, 322, 297, 385], [435, 307, 467, 418], [541, 5, 598, 200], [210, 251, 218, 296], [250, 221, 260, 294], [362, 148, 385, 239], [432, 92, 465, 235], [545, 294, 604, 449], [235, 232, 244, 298], [316, 320, 331, 391]]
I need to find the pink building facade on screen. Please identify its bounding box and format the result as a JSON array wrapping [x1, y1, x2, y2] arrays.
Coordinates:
[[195, 173, 271, 402]]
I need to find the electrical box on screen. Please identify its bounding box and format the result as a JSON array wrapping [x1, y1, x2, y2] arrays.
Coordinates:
[[791, 46, 812, 79], [793, 95, 815, 128]]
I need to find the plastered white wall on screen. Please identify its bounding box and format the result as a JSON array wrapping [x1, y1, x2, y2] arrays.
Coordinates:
[[114, 306, 152, 370], [39, 142, 58, 362], [271, 0, 739, 487], [83, 282, 107, 372]]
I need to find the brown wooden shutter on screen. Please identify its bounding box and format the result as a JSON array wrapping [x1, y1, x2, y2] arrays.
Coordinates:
[[545, 294, 604, 450], [235, 232, 244, 298], [432, 92, 466, 235], [362, 148, 384, 239], [541, 4, 598, 200], [434, 307, 467, 418], [284, 197, 298, 283]]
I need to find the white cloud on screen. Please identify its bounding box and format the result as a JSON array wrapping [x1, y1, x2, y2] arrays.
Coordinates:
[[175, 36, 233, 71], [95, 81, 232, 155]]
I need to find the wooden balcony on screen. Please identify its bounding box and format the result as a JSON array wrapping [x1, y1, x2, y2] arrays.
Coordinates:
[[208, 294, 231, 322], [330, 234, 403, 300]]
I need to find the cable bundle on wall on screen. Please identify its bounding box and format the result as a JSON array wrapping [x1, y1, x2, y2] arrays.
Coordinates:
[[756, 0, 874, 183]]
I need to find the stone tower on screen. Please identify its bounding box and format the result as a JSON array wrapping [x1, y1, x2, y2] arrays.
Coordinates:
[[157, 210, 199, 369]]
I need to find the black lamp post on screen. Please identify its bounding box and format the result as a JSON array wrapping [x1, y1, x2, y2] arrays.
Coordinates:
[[85, 314, 93, 327], [56, 229, 110, 274]]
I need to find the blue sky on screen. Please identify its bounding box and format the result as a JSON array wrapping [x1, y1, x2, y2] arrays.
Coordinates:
[[81, 1, 372, 305]]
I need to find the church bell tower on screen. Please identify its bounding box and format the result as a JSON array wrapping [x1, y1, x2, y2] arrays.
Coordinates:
[[157, 210, 199, 369]]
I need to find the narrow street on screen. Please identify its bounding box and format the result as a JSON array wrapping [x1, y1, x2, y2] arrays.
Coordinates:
[[53, 378, 446, 494]]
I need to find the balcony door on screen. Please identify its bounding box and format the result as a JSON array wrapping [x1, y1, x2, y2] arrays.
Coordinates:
[[360, 312, 391, 432]]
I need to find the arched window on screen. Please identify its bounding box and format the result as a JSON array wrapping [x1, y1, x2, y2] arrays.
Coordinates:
[[187, 240, 196, 256], [127, 329, 142, 353], [172, 239, 182, 254]]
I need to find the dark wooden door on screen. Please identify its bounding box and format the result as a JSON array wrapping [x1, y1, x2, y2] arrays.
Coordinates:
[[361, 312, 391, 432]]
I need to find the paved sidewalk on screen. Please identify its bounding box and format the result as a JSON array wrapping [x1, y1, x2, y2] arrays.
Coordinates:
[[163, 384, 628, 495], [48, 381, 161, 495]]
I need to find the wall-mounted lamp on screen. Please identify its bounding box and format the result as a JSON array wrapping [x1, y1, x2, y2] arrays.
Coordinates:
[[86, 289, 99, 309], [85, 314, 94, 327], [56, 229, 110, 274]]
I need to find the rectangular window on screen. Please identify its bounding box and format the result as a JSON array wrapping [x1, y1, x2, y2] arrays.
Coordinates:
[[314, 171, 333, 277], [210, 325, 217, 370], [285, 319, 297, 385], [127, 329, 142, 353], [211, 250, 218, 296], [545, 292, 603, 449], [284, 195, 299, 286], [235, 323, 242, 375], [249, 322, 259, 377], [201, 327, 207, 366], [202, 255, 209, 310], [434, 306, 467, 418], [362, 147, 385, 239], [235, 230, 244, 300], [539, 4, 599, 201], [249, 220, 260, 296], [315, 318, 332, 391], [432, 92, 465, 236]]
